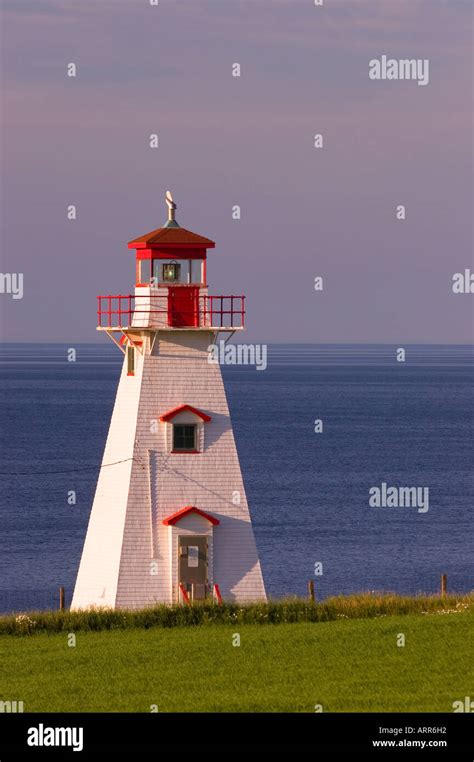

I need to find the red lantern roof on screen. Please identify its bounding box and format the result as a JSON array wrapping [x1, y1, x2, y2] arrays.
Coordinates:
[[128, 226, 215, 249]]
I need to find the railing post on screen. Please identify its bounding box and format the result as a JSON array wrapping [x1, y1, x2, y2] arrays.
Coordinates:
[[97, 297, 101, 328], [59, 586, 65, 611], [242, 295, 245, 327]]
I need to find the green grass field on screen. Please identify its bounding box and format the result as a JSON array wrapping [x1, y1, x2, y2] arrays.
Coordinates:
[[1, 610, 472, 712]]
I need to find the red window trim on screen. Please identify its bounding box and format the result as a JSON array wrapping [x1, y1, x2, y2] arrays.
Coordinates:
[[163, 506, 220, 526], [171, 449, 200, 454], [160, 404, 211, 423]]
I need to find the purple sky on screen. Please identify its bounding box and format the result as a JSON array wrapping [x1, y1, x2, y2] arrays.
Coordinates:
[[1, 0, 472, 343]]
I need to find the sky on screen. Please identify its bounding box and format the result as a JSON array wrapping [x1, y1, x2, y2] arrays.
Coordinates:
[[0, 0, 472, 343]]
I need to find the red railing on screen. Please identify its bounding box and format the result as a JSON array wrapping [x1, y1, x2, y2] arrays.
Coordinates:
[[97, 293, 245, 330]]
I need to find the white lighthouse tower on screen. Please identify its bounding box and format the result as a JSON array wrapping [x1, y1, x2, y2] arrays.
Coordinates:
[[72, 192, 266, 609]]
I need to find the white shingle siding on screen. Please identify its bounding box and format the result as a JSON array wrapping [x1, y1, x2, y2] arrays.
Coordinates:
[[71, 348, 144, 609], [72, 330, 266, 610]]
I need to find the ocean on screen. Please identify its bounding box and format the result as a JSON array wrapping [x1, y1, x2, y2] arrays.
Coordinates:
[[0, 343, 472, 612]]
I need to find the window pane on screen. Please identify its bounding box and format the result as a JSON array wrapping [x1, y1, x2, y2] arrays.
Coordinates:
[[139, 259, 151, 284], [190, 260, 202, 284], [152, 259, 161, 282], [173, 424, 196, 451]]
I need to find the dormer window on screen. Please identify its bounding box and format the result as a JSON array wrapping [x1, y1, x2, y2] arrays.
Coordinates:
[[173, 424, 197, 452], [162, 262, 180, 283], [159, 404, 212, 455]]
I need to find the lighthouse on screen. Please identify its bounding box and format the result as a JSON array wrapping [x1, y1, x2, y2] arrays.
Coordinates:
[[72, 193, 266, 609]]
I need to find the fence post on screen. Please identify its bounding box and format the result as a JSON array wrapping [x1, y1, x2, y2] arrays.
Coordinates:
[[308, 579, 315, 603], [59, 586, 65, 611], [441, 574, 447, 597]]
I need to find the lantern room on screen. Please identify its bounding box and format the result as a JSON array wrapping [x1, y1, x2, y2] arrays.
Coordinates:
[[128, 191, 215, 289], [97, 192, 245, 332]]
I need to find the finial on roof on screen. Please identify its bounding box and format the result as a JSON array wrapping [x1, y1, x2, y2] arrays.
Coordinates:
[[165, 190, 180, 228]]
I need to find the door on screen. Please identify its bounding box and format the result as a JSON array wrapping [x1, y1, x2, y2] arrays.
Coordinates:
[[178, 536, 208, 600], [168, 286, 199, 327]]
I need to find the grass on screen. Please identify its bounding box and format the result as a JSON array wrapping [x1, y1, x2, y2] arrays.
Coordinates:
[[1, 592, 472, 635], [0, 611, 472, 712], [1, 594, 471, 712]]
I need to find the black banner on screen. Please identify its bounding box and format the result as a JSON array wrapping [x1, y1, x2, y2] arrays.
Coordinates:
[[0, 713, 472, 757]]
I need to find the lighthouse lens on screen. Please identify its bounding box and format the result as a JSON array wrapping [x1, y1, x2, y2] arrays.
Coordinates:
[[162, 263, 180, 282]]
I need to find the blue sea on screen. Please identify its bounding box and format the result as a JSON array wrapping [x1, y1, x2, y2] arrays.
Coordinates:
[[0, 343, 472, 612]]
